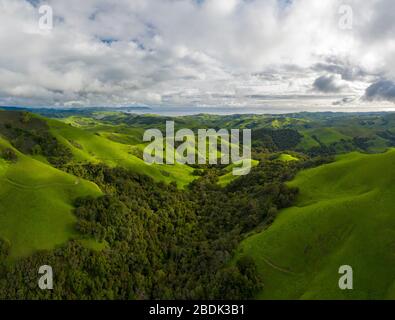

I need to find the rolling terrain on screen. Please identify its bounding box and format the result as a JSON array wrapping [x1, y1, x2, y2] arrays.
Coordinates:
[[2, 107, 395, 299], [47, 118, 197, 188], [0, 136, 102, 258], [0, 110, 251, 259], [236, 149, 395, 299]]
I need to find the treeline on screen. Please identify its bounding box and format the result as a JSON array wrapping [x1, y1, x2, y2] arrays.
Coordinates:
[[0, 111, 72, 166], [252, 128, 302, 151], [0, 160, 299, 300]]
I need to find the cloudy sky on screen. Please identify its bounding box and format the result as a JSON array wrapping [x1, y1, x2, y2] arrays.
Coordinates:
[[1, 0, 395, 111]]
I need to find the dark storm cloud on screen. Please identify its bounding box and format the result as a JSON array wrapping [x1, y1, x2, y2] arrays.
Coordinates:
[[312, 62, 369, 81], [313, 75, 346, 93], [364, 80, 395, 102]]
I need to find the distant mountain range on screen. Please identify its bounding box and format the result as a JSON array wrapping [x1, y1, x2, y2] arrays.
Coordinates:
[[0, 105, 151, 118]]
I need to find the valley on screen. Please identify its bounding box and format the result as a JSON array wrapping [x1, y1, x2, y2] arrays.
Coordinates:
[[1, 107, 395, 299]]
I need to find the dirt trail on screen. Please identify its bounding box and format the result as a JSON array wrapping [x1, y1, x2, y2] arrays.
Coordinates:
[[260, 254, 299, 275], [2, 178, 79, 190]]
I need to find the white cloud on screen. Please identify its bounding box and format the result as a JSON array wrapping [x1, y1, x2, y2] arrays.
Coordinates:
[[0, 0, 394, 110]]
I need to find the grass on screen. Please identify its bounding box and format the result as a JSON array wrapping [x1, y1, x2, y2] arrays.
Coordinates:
[[235, 149, 395, 299], [296, 132, 321, 150], [53, 117, 255, 188], [309, 128, 350, 145], [0, 137, 102, 259], [98, 131, 144, 145], [0, 158, 8, 176], [47, 118, 197, 188], [1, 113, 246, 259], [218, 159, 259, 187], [278, 153, 299, 162], [296, 127, 351, 151]]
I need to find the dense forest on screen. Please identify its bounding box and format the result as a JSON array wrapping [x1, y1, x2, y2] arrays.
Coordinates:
[[0, 158, 299, 299], [1, 109, 388, 300]]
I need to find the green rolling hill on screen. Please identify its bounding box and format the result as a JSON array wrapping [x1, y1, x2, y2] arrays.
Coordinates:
[[51, 114, 257, 187], [47, 118, 197, 188], [236, 149, 395, 299], [0, 137, 103, 259], [277, 153, 299, 162], [3, 108, 395, 299], [0, 111, 199, 259], [0, 110, 260, 259]]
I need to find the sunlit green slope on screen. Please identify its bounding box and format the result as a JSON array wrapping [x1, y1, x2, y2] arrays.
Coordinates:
[[236, 149, 395, 299], [46, 118, 197, 187], [0, 137, 102, 258]]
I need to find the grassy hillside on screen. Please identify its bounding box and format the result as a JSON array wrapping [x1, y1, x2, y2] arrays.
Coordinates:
[[52, 115, 260, 188], [218, 159, 259, 186], [46, 118, 197, 188], [51, 111, 395, 158], [4, 108, 395, 299], [278, 153, 299, 162], [0, 111, 257, 258], [0, 137, 102, 259], [0, 110, 197, 261], [236, 149, 395, 299]]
